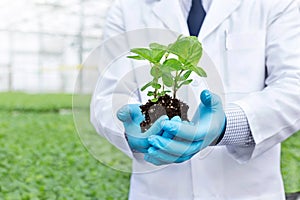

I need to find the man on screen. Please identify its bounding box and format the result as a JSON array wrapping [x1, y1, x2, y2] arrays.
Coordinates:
[[91, 0, 300, 199]]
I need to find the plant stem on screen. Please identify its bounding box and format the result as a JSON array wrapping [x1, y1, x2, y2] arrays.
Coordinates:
[[150, 62, 158, 99], [178, 70, 184, 77], [173, 70, 184, 99], [173, 71, 178, 99], [165, 53, 169, 60]]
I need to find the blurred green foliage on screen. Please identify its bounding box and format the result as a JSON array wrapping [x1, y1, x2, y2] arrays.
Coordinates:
[[0, 92, 298, 199], [0, 92, 72, 112], [0, 92, 130, 199], [281, 131, 300, 193]]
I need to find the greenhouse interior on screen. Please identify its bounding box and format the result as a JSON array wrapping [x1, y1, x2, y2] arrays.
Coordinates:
[[0, 0, 299, 199], [0, 0, 111, 93]]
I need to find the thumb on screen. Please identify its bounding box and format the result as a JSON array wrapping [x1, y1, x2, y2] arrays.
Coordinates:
[[200, 90, 222, 108], [117, 104, 144, 124], [117, 105, 131, 122]]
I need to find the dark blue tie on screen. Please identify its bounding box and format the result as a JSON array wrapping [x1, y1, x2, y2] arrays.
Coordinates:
[[187, 0, 206, 36]]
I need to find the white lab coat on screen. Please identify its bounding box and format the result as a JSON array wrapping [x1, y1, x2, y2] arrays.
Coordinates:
[[90, 0, 300, 199]]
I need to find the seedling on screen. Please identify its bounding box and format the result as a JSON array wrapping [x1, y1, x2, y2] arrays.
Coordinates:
[[127, 35, 207, 131]]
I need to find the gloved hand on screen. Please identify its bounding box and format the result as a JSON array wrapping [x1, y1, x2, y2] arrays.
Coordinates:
[[144, 90, 226, 165], [117, 104, 168, 153]]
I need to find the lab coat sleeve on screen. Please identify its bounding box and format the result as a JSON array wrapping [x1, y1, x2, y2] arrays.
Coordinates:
[[231, 0, 300, 162], [90, 0, 138, 159]]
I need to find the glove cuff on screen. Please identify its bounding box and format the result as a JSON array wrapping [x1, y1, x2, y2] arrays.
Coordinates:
[[215, 117, 227, 144], [209, 117, 227, 146]]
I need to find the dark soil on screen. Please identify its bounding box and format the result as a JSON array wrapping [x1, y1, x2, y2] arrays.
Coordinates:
[[139, 94, 189, 132]]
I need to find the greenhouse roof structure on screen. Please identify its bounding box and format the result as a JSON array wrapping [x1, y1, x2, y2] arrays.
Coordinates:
[[0, 0, 111, 37], [0, 0, 112, 92]]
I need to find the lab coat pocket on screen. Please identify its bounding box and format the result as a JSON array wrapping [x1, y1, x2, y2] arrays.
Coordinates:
[[225, 31, 266, 93]]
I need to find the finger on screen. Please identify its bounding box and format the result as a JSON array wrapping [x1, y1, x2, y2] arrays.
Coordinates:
[[133, 147, 148, 153], [162, 121, 206, 141], [117, 105, 132, 122], [144, 115, 169, 136], [126, 135, 149, 152], [162, 132, 174, 139], [128, 104, 145, 124], [148, 135, 203, 157], [148, 147, 194, 164], [171, 116, 181, 121], [161, 116, 181, 139], [162, 116, 179, 138], [182, 120, 192, 125], [117, 104, 144, 124], [200, 90, 222, 108]]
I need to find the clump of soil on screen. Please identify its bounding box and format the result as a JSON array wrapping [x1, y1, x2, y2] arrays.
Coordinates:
[[139, 94, 189, 132]]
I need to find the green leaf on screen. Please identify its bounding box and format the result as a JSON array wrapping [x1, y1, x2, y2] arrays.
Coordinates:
[[127, 55, 145, 60], [152, 49, 166, 63], [191, 65, 207, 77], [147, 91, 155, 96], [178, 79, 193, 88], [150, 43, 168, 51], [130, 47, 165, 64], [141, 82, 152, 91], [151, 98, 159, 103], [168, 35, 202, 66], [149, 43, 167, 63], [162, 73, 174, 87], [179, 70, 192, 81], [130, 48, 153, 62], [162, 58, 183, 71], [159, 90, 171, 96], [183, 70, 192, 79], [151, 83, 161, 89], [150, 66, 162, 78]]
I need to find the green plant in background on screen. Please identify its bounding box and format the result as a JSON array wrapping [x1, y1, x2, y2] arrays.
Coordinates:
[[128, 35, 207, 102], [0, 93, 298, 199], [281, 131, 300, 194], [0, 93, 130, 199]]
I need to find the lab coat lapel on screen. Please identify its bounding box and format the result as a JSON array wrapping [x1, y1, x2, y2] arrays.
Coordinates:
[[152, 0, 190, 36], [199, 0, 241, 40]]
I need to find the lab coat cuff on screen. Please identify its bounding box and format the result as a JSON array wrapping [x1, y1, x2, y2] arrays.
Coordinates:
[[217, 104, 255, 146]]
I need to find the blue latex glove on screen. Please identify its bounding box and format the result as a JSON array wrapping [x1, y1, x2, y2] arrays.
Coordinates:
[[117, 104, 168, 153], [144, 90, 226, 165]]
